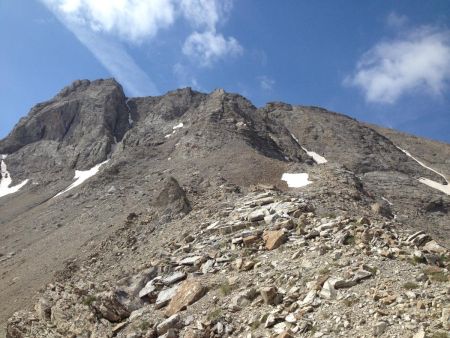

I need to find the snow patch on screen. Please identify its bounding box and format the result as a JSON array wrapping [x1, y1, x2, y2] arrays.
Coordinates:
[[290, 133, 327, 164], [165, 122, 184, 138], [55, 160, 110, 197], [302, 148, 328, 164], [397, 146, 447, 182], [0, 155, 29, 198], [281, 173, 312, 188], [418, 178, 450, 196], [173, 122, 184, 130], [397, 146, 449, 195]]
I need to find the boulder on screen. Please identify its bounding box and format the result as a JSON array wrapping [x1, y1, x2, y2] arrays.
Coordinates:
[[263, 230, 287, 250], [165, 280, 207, 316], [260, 286, 282, 305], [156, 176, 191, 217], [93, 291, 130, 322]]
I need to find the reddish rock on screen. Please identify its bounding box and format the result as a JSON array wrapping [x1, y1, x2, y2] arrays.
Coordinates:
[[263, 230, 287, 250], [165, 280, 207, 316], [277, 331, 294, 338]]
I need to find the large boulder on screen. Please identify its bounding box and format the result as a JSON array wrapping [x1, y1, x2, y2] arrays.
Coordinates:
[[155, 177, 191, 218]]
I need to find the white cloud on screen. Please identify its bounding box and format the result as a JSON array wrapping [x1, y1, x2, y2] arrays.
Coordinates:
[[345, 26, 450, 104], [180, 0, 242, 66], [258, 75, 275, 91], [50, 0, 176, 43], [183, 31, 242, 66]]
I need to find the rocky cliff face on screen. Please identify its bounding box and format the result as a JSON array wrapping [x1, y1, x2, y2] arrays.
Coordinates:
[[0, 79, 449, 337], [0, 79, 130, 187]]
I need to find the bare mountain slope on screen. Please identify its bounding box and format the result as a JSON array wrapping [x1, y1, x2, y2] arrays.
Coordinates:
[[0, 79, 449, 336]]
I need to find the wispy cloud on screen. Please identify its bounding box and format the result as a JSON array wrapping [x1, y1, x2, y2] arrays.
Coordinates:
[[172, 62, 202, 90], [257, 75, 275, 91], [70, 27, 159, 96], [41, 0, 171, 95], [345, 22, 450, 104], [386, 11, 408, 29], [41, 0, 242, 94]]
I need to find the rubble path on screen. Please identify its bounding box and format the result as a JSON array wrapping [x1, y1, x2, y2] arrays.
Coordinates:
[[6, 188, 450, 338]]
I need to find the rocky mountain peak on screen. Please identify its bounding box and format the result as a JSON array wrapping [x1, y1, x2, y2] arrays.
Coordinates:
[[1, 79, 449, 337]]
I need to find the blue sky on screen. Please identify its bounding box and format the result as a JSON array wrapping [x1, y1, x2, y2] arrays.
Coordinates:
[[1, 1, 450, 143]]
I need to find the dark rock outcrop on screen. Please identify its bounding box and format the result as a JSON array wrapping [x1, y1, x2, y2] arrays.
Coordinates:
[[156, 177, 191, 218]]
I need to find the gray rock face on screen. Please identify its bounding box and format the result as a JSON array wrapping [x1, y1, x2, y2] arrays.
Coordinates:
[[0, 79, 130, 186]]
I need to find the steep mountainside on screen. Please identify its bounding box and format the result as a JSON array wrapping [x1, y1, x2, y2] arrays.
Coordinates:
[[0, 79, 449, 337]]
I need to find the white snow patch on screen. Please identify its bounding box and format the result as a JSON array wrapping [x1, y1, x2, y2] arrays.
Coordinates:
[[0, 155, 29, 198], [55, 160, 110, 197], [303, 149, 328, 164], [418, 178, 450, 195], [396, 146, 449, 195], [290, 133, 328, 164], [397, 146, 447, 182], [290, 133, 300, 144], [173, 122, 184, 130], [165, 122, 184, 138], [281, 173, 312, 188]]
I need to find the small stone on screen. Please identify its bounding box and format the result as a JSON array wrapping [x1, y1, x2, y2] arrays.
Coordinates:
[[155, 285, 179, 309], [260, 286, 281, 305], [442, 307, 450, 330], [179, 256, 204, 266], [300, 290, 316, 307], [139, 280, 158, 299], [320, 278, 337, 300], [413, 327, 425, 338], [265, 314, 281, 328], [333, 279, 357, 289], [157, 313, 181, 335], [35, 298, 52, 321], [423, 240, 447, 254], [277, 331, 294, 338], [373, 321, 387, 336], [248, 209, 265, 222], [285, 313, 296, 323], [159, 328, 178, 338], [162, 271, 187, 286], [352, 270, 372, 282], [357, 217, 370, 225], [305, 230, 319, 240], [243, 235, 259, 246]]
